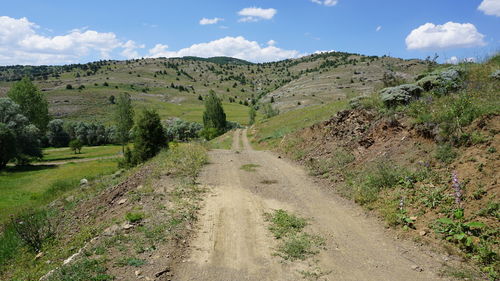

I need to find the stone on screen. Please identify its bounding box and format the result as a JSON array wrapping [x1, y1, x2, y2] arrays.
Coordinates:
[[410, 216, 418, 221], [103, 224, 119, 236], [80, 178, 88, 185], [35, 252, 44, 260], [117, 198, 127, 205], [135, 270, 142, 276], [419, 230, 427, 236], [411, 265, 423, 272], [122, 223, 134, 230]]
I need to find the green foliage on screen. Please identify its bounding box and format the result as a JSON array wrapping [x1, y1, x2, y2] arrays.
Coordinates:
[[47, 258, 113, 281], [165, 119, 202, 142], [434, 144, 457, 163], [202, 90, 227, 136], [434, 209, 485, 252], [7, 77, 49, 133], [69, 139, 83, 154], [248, 106, 256, 125], [114, 93, 134, 150], [125, 212, 144, 223], [351, 161, 406, 205], [116, 257, 146, 267], [266, 209, 307, 239], [380, 84, 423, 107], [277, 233, 323, 261], [262, 103, 279, 118], [0, 98, 42, 168], [46, 119, 70, 147], [0, 223, 22, 270], [478, 202, 499, 219], [10, 209, 55, 253], [65, 121, 117, 146], [127, 109, 167, 165]]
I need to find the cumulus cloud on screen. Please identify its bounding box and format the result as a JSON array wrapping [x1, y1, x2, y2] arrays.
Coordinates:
[[148, 36, 300, 62], [267, 40, 277, 46], [121, 40, 145, 59], [238, 7, 277, 22], [478, 0, 500, 17], [310, 0, 338, 6], [0, 16, 136, 65], [446, 56, 476, 64], [199, 17, 223, 25], [405, 22, 486, 50]]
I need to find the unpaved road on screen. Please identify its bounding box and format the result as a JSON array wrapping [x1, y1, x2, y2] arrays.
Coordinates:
[[175, 129, 449, 281]]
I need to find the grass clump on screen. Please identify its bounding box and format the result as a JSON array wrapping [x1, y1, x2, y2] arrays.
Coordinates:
[[266, 209, 307, 239], [240, 163, 260, 172], [115, 257, 146, 267], [125, 212, 144, 223], [47, 258, 113, 281], [435, 144, 457, 164], [265, 209, 323, 261]]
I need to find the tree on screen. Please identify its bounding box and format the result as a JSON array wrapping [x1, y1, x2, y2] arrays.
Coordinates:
[[46, 119, 70, 147], [202, 90, 226, 136], [108, 95, 115, 104], [129, 109, 167, 164], [114, 93, 134, 152], [7, 77, 50, 134], [248, 106, 256, 125], [0, 98, 42, 169], [69, 139, 82, 154], [263, 103, 279, 119]]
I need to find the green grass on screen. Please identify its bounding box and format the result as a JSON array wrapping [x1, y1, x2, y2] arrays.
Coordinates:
[[265, 209, 307, 239], [209, 130, 234, 150], [0, 159, 118, 222], [251, 100, 347, 149], [41, 145, 122, 162], [240, 164, 260, 172], [265, 209, 323, 261], [125, 212, 145, 223]]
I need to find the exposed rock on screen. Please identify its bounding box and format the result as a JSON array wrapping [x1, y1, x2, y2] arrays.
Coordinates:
[[35, 252, 44, 260], [80, 178, 88, 185], [117, 198, 127, 205]]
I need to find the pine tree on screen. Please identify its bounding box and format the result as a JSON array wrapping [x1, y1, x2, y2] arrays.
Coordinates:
[[132, 109, 167, 163]]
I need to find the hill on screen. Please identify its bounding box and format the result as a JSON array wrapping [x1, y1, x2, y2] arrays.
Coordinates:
[[0, 52, 427, 124]]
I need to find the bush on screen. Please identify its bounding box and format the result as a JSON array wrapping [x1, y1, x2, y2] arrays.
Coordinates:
[[380, 84, 423, 107], [263, 103, 279, 118], [434, 144, 457, 163], [10, 209, 55, 253], [46, 119, 70, 147], [352, 161, 405, 204], [125, 212, 144, 223], [165, 119, 202, 142], [69, 139, 83, 154]]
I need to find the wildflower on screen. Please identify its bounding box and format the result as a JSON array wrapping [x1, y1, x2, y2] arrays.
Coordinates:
[[451, 171, 462, 207]]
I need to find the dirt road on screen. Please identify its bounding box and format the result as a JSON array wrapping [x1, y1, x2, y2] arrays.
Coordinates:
[[175, 129, 449, 281]]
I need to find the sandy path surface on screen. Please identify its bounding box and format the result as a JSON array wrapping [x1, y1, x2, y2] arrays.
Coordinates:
[[174, 129, 449, 281]]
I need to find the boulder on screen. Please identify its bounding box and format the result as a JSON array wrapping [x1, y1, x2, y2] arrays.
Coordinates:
[[490, 70, 500, 80], [80, 178, 88, 186]]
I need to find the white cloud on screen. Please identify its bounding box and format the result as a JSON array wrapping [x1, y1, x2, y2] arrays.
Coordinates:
[[199, 17, 223, 25], [478, 0, 500, 17], [0, 16, 135, 65], [446, 56, 477, 64], [311, 0, 338, 6], [405, 22, 486, 50], [238, 7, 277, 22], [376, 26, 382, 32], [267, 40, 277, 46], [120, 40, 145, 59], [148, 36, 300, 62]]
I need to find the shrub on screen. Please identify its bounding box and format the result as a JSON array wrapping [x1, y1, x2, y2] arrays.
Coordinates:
[[10, 209, 55, 252], [262, 103, 279, 118], [165, 119, 202, 142], [130, 109, 167, 164], [352, 161, 405, 204], [47, 258, 113, 281], [380, 84, 423, 107], [69, 139, 83, 154]]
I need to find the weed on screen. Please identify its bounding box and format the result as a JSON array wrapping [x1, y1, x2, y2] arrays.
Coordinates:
[[477, 202, 499, 219], [435, 144, 457, 164], [11, 209, 55, 253], [125, 212, 144, 223], [277, 233, 324, 261], [47, 258, 113, 281], [240, 164, 260, 172], [260, 179, 278, 184], [115, 257, 146, 267], [352, 161, 405, 204], [487, 146, 496, 153], [265, 209, 307, 239]]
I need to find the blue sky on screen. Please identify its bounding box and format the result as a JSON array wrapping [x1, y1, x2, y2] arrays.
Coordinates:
[[1, 0, 499, 65]]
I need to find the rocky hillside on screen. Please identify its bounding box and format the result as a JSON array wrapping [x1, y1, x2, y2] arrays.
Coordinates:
[[0, 52, 427, 123]]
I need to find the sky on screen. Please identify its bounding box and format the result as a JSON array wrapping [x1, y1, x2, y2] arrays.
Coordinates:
[[0, 0, 499, 65]]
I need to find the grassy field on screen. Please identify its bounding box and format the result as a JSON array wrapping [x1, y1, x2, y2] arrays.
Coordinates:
[[0, 159, 118, 222], [41, 145, 122, 162], [208, 130, 234, 150], [249, 100, 347, 150]]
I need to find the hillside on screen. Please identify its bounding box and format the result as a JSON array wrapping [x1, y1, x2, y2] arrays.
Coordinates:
[[0, 52, 427, 124]]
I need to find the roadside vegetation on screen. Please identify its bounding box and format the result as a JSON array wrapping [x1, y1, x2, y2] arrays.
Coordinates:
[[256, 54, 499, 280]]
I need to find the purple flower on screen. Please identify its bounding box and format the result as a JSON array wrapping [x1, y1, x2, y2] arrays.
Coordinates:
[[452, 171, 462, 207]]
